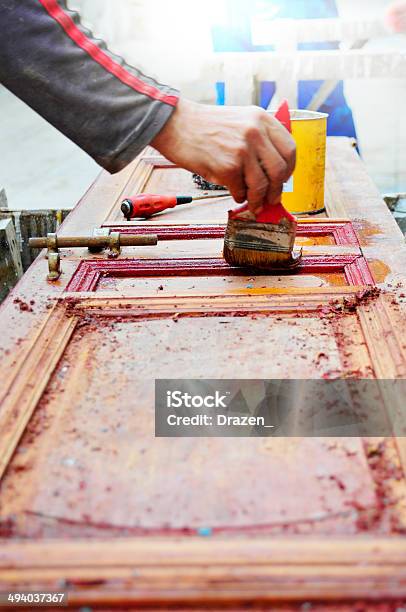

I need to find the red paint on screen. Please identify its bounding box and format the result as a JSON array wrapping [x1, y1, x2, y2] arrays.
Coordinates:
[[117, 225, 226, 240], [344, 257, 375, 286], [66, 255, 374, 292], [38, 0, 178, 106], [229, 201, 296, 224], [301, 223, 360, 246], [112, 221, 360, 245]]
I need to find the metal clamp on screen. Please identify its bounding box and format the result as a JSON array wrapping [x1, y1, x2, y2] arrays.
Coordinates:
[[29, 230, 158, 281], [108, 232, 121, 258], [46, 232, 61, 281]]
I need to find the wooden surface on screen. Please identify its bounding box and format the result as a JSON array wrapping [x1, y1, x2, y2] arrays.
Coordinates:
[[1, 138, 406, 608], [1, 537, 406, 606], [0, 218, 22, 302], [0, 209, 70, 270]]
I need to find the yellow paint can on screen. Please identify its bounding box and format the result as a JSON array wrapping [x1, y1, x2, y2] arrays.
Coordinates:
[[269, 109, 328, 215]]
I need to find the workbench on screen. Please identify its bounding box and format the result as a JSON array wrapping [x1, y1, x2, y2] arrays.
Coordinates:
[[1, 138, 406, 608]]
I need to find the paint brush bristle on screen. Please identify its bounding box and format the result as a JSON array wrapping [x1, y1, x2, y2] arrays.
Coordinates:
[[223, 214, 302, 271]]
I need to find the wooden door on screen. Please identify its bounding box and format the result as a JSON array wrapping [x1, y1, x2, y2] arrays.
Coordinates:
[[1, 138, 406, 608]]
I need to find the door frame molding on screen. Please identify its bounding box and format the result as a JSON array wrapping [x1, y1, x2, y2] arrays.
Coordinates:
[[66, 255, 374, 293], [1, 536, 406, 605], [111, 219, 361, 245]]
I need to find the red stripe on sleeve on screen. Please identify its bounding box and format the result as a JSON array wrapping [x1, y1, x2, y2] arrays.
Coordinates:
[[38, 0, 179, 106]]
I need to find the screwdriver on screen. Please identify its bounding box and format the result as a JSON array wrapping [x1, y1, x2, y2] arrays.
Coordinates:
[[121, 192, 230, 220]]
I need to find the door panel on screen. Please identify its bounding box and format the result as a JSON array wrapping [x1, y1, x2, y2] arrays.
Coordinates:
[[1, 139, 406, 606], [95, 273, 331, 294], [0, 293, 402, 540]]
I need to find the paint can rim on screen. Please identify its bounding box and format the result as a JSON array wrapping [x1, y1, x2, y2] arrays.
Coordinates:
[[268, 109, 329, 121]]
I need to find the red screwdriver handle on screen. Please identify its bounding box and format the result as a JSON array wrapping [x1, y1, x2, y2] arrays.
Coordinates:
[[121, 194, 178, 219]]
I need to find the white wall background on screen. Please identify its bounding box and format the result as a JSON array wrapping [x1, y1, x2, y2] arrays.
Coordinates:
[[337, 0, 406, 192], [0, 0, 405, 211], [72, 0, 406, 193]]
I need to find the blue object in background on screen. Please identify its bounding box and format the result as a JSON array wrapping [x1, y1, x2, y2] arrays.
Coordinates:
[[212, 0, 357, 139], [197, 527, 213, 536]]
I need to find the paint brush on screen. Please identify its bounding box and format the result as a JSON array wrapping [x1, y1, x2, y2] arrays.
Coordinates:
[[223, 101, 302, 270]]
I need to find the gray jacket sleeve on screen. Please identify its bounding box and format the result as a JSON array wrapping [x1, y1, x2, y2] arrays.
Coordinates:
[[0, 0, 179, 173]]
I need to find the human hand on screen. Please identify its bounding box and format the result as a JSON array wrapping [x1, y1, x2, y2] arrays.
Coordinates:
[[386, 1, 406, 32], [151, 98, 296, 215]]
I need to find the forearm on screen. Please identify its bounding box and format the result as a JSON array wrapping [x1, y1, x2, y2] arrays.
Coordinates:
[[0, 0, 179, 173]]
